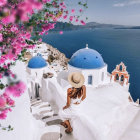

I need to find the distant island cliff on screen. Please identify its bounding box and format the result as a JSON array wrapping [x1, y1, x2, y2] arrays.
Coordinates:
[[52, 22, 140, 31]]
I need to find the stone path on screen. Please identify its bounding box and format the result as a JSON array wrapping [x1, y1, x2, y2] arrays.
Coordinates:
[[30, 98, 77, 140]]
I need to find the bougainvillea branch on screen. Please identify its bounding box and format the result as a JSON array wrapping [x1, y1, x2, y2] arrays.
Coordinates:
[[0, 0, 87, 122]]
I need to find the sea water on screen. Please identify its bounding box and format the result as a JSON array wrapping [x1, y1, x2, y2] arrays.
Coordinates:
[[42, 28, 140, 101]]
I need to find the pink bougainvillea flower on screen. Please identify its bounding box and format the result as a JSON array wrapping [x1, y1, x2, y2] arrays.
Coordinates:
[[52, 1, 56, 6], [43, 0, 51, 3], [71, 9, 75, 13], [0, 0, 7, 7], [63, 15, 67, 19], [39, 31, 44, 35], [1, 15, 16, 25], [5, 81, 26, 97], [6, 97, 15, 106], [3, 65, 8, 69], [8, 108, 12, 112], [27, 45, 35, 49], [60, 2, 64, 6], [11, 26, 18, 32], [59, 31, 63, 34], [17, 0, 42, 22], [53, 17, 58, 22], [11, 74, 15, 78], [69, 16, 73, 22], [39, 38, 42, 42], [24, 32, 31, 39], [75, 19, 79, 22], [2, 109, 8, 114], [0, 97, 6, 108], [42, 0, 47, 3], [0, 56, 6, 64], [0, 24, 3, 30], [32, 1, 42, 10], [64, 6, 67, 9], [3, 93, 9, 98], [0, 73, 3, 79], [0, 33, 3, 42], [7, 51, 15, 60], [81, 20, 86, 25], [79, 9, 83, 12], [0, 112, 7, 120]]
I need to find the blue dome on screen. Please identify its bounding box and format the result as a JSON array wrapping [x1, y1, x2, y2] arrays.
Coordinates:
[[69, 48, 105, 69], [28, 55, 47, 69]]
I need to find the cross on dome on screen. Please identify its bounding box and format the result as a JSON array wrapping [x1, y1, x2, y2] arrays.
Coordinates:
[[86, 44, 89, 49]]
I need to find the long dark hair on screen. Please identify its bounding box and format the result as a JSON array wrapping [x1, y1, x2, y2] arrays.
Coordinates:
[[69, 87, 83, 99]]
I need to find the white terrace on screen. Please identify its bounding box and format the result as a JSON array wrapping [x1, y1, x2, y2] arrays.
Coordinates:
[[1, 44, 140, 140]]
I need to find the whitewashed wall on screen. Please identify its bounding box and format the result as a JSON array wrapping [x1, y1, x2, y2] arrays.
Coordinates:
[[0, 61, 35, 140], [68, 64, 109, 87]]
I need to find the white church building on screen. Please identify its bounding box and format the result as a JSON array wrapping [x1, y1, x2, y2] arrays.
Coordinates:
[[26, 45, 130, 101], [26, 53, 57, 100], [58, 45, 110, 88]]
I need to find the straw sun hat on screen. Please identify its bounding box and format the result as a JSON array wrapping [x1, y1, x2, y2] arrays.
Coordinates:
[[68, 72, 85, 88]]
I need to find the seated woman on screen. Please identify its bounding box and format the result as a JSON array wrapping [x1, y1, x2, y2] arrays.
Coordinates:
[[59, 72, 86, 133]]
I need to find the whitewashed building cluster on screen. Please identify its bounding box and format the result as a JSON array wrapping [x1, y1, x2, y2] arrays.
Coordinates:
[[3, 44, 140, 140], [26, 44, 131, 100]]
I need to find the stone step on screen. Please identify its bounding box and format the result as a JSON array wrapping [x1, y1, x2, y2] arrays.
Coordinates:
[[60, 125, 77, 140], [31, 101, 43, 107], [31, 99, 41, 102], [42, 111, 54, 119], [32, 106, 52, 114], [34, 125, 60, 140]]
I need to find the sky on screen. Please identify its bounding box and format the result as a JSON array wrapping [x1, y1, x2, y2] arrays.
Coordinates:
[[68, 0, 140, 26]]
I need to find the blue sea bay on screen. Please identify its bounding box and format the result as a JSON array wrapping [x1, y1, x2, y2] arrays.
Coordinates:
[[42, 28, 140, 101]]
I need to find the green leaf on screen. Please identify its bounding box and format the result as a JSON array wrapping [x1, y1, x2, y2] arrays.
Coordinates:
[[8, 125, 11, 129], [0, 83, 5, 89], [78, 2, 81, 5], [10, 128, 14, 131]]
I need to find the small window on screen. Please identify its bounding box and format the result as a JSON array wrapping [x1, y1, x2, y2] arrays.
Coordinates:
[[101, 72, 104, 81], [121, 75, 124, 82], [116, 74, 119, 80], [88, 75, 93, 85], [120, 65, 123, 71]]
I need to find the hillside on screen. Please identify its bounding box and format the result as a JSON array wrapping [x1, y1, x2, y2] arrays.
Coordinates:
[[52, 22, 126, 31]]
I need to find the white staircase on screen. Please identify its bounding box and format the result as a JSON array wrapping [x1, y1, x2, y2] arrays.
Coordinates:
[[30, 98, 78, 140]]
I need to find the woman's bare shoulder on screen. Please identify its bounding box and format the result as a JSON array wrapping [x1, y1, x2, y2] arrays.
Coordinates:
[[67, 88, 72, 94], [82, 85, 86, 89], [67, 87, 72, 91]]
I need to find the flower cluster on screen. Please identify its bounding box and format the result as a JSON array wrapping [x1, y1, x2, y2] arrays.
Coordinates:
[[0, 93, 15, 119], [0, 81, 26, 119], [0, 0, 87, 120]]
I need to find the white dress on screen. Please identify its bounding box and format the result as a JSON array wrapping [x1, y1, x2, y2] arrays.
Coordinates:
[[59, 97, 98, 140], [59, 96, 82, 121]]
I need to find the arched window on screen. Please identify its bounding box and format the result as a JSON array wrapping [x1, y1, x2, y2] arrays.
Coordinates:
[[115, 74, 119, 81], [119, 65, 123, 71], [88, 75, 93, 85], [101, 72, 104, 81], [121, 75, 124, 82]]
